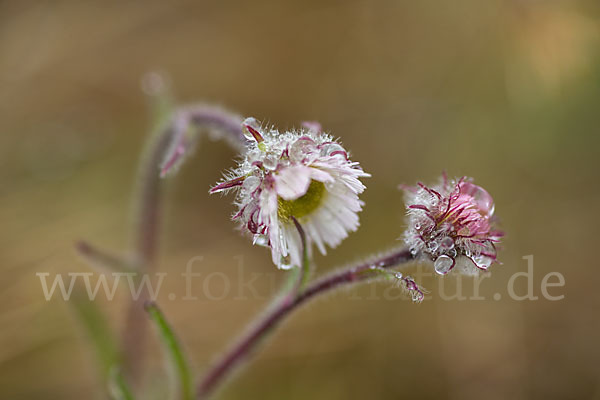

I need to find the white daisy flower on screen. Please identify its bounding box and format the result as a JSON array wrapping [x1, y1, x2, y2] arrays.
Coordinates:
[[211, 118, 370, 269]]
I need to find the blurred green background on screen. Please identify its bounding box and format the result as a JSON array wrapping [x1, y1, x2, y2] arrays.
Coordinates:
[[1, 1, 599, 399]]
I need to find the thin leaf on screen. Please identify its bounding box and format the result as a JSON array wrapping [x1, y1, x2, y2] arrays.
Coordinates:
[[70, 291, 120, 383], [145, 302, 193, 400], [75, 240, 136, 273], [109, 366, 136, 400]]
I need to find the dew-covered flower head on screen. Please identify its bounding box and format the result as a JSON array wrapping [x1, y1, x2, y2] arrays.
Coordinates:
[[211, 118, 370, 269], [401, 175, 503, 276]]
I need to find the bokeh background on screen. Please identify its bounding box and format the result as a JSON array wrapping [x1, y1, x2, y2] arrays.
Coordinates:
[[2, 1, 600, 399]]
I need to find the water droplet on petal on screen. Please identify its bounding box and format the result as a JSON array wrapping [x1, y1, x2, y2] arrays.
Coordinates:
[[253, 235, 269, 247], [427, 240, 439, 253], [242, 176, 260, 193], [242, 117, 261, 141], [247, 149, 262, 163], [434, 255, 454, 275], [279, 254, 293, 270], [263, 154, 279, 170], [290, 138, 316, 162], [460, 181, 495, 216], [472, 254, 493, 270], [440, 236, 454, 250], [322, 143, 346, 157]]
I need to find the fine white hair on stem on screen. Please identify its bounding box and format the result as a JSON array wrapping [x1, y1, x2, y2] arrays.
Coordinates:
[[159, 105, 247, 178]]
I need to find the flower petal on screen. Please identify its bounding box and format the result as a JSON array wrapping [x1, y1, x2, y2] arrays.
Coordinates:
[[274, 165, 313, 200]]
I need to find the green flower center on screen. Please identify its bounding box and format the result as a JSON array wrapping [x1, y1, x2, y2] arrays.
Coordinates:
[[278, 180, 326, 222]]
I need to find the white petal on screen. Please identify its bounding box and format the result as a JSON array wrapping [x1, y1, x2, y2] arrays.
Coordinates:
[[274, 165, 312, 200], [308, 167, 334, 183]]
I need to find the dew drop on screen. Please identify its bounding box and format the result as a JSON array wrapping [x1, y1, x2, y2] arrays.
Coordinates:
[[247, 149, 262, 164], [262, 154, 279, 170], [242, 117, 261, 141], [440, 236, 454, 250], [427, 240, 439, 253], [434, 255, 454, 275], [279, 254, 293, 270], [242, 176, 260, 193], [322, 143, 345, 157], [290, 138, 316, 162], [253, 235, 269, 247], [472, 254, 492, 270], [460, 181, 495, 216]]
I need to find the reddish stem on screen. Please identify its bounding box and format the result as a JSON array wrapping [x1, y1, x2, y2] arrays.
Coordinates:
[[197, 248, 413, 399]]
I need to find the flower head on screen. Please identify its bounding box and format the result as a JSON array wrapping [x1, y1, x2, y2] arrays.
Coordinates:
[[211, 118, 370, 269], [400, 175, 503, 275]]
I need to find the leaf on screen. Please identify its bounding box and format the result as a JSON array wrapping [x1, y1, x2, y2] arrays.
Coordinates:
[[75, 240, 136, 273], [145, 302, 193, 400], [70, 291, 120, 383], [108, 366, 136, 400]]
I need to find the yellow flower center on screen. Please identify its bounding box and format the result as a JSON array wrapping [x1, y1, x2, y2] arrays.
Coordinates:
[[278, 180, 326, 222]]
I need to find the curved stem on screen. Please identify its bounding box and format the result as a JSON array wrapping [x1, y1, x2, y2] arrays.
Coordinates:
[[196, 247, 414, 399], [134, 106, 245, 266], [120, 105, 245, 385]]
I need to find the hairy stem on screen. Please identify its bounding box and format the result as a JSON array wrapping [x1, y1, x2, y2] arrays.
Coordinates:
[[197, 247, 414, 399], [120, 105, 245, 385]]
